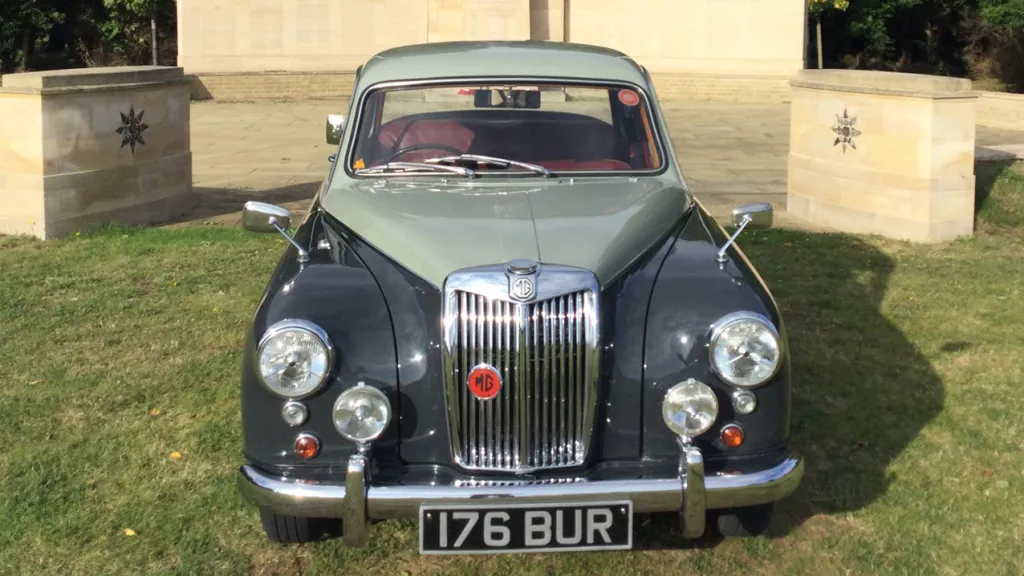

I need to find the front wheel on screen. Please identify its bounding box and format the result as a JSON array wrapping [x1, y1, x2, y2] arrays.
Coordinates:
[[259, 508, 341, 544], [711, 503, 774, 537]]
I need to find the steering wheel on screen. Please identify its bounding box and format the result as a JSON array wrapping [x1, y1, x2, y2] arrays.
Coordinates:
[[384, 142, 464, 163]]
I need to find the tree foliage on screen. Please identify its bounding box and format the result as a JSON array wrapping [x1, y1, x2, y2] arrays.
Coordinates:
[[0, 0, 176, 74], [809, 0, 1024, 89], [979, 0, 1024, 32], [99, 0, 176, 64]]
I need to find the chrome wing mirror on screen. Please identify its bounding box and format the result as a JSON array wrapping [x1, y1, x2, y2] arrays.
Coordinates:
[[716, 203, 773, 264], [326, 114, 345, 145], [242, 201, 309, 264]]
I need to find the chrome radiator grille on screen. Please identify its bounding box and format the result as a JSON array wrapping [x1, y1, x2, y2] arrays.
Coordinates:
[[442, 265, 599, 473]]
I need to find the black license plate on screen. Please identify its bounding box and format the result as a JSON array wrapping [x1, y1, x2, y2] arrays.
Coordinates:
[[419, 501, 632, 555]]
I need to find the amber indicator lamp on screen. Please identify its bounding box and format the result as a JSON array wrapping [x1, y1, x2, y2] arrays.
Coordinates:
[[295, 434, 321, 459], [720, 424, 744, 448]]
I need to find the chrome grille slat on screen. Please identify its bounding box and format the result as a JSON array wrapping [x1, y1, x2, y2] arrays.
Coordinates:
[[561, 293, 569, 463], [443, 265, 599, 473]]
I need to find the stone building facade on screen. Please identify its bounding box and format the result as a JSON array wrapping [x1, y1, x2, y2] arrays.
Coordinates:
[[176, 0, 807, 102]]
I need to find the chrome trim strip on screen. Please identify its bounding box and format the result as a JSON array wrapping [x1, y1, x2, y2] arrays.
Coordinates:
[[236, 455, 804, 528], [441, 263, 600, 473]]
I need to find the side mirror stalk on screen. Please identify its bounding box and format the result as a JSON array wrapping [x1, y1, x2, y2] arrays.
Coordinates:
[[716, 215, 753, 264], [270, 217, 310, 265], [716, 202, 773, 266]]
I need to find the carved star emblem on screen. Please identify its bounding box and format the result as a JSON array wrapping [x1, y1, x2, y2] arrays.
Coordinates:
[[831, 108, 861, 152], [116, 106, 149, 154]]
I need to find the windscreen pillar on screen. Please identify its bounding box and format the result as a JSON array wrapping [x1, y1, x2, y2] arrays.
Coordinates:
[[787, 70, 977, 242], [0, 66, 193, 239]]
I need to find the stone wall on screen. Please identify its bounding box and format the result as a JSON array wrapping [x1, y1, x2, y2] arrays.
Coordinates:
[[787, 70, 977, 243], [0, 67, 193, 238], [190, 72, 357, 101], [977, 91, 1024, 130], [177, 0, 806, 102], [652, 73, 793, 103]]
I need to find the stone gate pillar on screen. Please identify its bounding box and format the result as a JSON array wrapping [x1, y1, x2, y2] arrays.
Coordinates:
[[787, 70, 977, 242], [0, 66, 192, 239]]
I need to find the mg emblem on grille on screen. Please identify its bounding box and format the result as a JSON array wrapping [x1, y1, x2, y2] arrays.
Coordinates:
[[467, 364, 502, 400], [510, 276, 535, 301]]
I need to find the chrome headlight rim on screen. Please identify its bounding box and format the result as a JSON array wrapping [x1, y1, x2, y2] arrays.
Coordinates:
[[662, 378, 720, 439], [707, 311, 782, 388], [255, 318, 334, 399], [332, 384, 392, 443]]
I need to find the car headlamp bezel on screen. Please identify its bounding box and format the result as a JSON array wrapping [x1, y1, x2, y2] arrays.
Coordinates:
[[255, 319, 334, 399], [707, 311, 782, 388], [332, 384, 392, 443], [662, 378, 720, 439]]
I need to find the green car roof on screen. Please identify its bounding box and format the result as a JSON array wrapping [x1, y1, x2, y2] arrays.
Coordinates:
[[356, 41, 649, 88]]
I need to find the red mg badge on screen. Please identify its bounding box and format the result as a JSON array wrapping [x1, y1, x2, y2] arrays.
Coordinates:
[[467, 364, 502, 400]]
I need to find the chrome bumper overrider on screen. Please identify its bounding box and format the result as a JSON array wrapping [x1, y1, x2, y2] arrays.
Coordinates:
[[238, 448, 803, 546]]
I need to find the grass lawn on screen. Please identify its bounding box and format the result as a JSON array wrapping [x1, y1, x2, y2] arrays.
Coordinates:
[[0, 162, 1022, 575]]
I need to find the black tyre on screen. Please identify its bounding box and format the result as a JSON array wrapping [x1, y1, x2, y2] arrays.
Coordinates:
[[259, 508, 339, 544], [711, 503, 774, 537]]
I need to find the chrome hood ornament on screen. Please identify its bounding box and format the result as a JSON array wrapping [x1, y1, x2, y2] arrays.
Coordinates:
[[506, 258, 538, 301]]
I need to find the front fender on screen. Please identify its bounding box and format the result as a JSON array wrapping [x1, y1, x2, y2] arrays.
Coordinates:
[[241, 213, 399, 473], [641, 206, 791, 468]]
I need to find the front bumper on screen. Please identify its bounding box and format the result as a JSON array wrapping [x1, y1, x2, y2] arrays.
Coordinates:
[[238, 447, 803, 546]]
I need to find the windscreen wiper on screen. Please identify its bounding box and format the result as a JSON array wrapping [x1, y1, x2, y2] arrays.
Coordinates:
[[355, 162, 477, 177], [425, 154, 551, 177]]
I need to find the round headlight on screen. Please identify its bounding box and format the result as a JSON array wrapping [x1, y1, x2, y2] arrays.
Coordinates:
[[662, 379, 719, 438], [256, 320, 333, 398], [708, 312, 781, 388], [333, 385, 391, 442]]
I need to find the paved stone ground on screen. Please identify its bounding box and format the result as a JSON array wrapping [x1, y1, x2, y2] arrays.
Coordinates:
[[178, 99, 1024, 230]]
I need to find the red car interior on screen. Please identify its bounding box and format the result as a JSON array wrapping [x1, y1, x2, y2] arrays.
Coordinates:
[[369, 111, 654, 171], [377, 119, 477, 158]]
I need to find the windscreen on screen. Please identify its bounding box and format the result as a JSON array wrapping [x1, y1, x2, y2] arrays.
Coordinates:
[[348, 83, 664, 175]]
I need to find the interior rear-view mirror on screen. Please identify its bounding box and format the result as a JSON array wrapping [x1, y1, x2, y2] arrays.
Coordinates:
[[473, 89, 541, 109]]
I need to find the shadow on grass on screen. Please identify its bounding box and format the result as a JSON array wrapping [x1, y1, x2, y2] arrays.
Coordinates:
[[743, 230, 945, 538], [975, 159, 1024, 230], [627, 228, 945, 549]]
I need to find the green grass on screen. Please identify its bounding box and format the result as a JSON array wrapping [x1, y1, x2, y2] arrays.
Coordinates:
[[0, 167, 1023, 575]]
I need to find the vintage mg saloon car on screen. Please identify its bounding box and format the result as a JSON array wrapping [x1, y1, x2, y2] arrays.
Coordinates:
[[237, 41, 803, 553]]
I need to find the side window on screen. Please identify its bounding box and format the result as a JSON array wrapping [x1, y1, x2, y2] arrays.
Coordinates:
[[351, 90, 386, 169]]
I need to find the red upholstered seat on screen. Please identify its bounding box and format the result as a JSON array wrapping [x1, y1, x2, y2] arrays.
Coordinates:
[[378, 119, 475, 155], [535, 159, 633, 171]]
